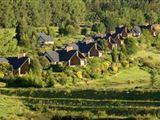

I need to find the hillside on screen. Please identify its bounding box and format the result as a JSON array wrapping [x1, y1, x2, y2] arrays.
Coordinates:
[[0, 0, 160, 120]]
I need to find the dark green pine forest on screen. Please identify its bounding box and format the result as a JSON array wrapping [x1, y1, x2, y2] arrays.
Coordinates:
[[0, 0, 159, 28]]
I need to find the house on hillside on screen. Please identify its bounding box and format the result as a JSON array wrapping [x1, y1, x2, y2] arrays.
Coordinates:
[[7, 54, 31, 76], [149, 24, 160, 37], [45, 49, 87, 67], [107, 33, 124, 50], [115, 26, 129, 38], [66, 41, 103, 57], [37, 33, 54, 45], [131, 26, 142, 37]]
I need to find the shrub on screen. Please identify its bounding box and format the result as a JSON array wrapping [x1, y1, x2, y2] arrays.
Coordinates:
[[122, 60, 129, 68], [91, 22, 106, 33], [58, 73, 67, 85], [111, 63, 119, 73], [66, 25, 76, 35], [125, 38, 138, 55], [76, 71, 83, 79], [81, 28, 88, 35]]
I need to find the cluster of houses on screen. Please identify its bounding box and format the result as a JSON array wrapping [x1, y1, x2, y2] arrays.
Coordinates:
[[44, 23, 160, 67], [0, 23, 159, 76]]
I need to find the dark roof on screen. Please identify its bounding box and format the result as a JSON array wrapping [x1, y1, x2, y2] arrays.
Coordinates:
[[57, 50, 77, 61], [115, 26, 125, 34], [7, 57, 29, 70], [132, 26, 142, 34], [105, 33, 112, 39], [75, 42, 96, 54], [38, 33, 53, 43], [108, 33, 121, 44], [45, 50, 79, 62], [45, 51, 59, 62], [0, 58, 8, 63]]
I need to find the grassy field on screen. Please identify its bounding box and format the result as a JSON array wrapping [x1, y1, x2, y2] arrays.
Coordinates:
[[61, 66, 151, 91], [0, 95, 29, 118]]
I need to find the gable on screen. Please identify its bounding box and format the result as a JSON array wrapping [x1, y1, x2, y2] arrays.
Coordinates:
[[38, 33, 53, 43], [7, 57, 29, 70]]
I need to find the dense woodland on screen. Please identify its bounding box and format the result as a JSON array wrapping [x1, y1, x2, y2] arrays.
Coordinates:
[[0, 0, 160, 28]]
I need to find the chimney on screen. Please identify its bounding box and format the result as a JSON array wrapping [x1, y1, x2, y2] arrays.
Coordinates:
[[17, 53, 26, 59], [124, 27, 128, 33], [83, 37, 93, 44], [117, 34, 121, 39], [108, 36, 112, 42], [119, 24, 124, 27], [110, 31, 115, 34], [65, 45, 74, 52]]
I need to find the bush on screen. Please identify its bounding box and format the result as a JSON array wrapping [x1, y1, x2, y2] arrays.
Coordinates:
[[111, 63, 119, 73], [66, 25, 76, 35], [7, 72, 46, 88], [81, 28, 88, 35], [91, 22, 106, 33], [125, 38, 138, 55], [38, 56, 50, 69], [121, 60, 129, 68]]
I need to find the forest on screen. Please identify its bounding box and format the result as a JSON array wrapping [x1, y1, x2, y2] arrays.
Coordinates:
[[0, 0, 159, 28]]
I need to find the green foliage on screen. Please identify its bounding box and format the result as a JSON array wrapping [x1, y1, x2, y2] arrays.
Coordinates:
[[97, 39, 107, 51], [125, 38, 138, 55], [81, 28, 88, 35], [0, 63, 12, 78], [112, 49, 119, 63], [65, 25, 77, 35], [38, 56, 50, 69], [91, 22, 106, 33], [153, 37, 160, 49], [0, 29, 18, 56]]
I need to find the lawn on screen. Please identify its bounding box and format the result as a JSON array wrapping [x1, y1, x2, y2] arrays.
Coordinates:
[[66, 66, 151, 91], [132, 49, 160, 63], [0, 95, 29, 118]]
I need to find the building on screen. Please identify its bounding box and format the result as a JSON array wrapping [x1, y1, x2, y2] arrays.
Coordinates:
[[150, 24, 160, 37], [7, 54, 31, 76], [107, 33, 124, 50], [66, 41, 103, 57], [115, 26, 129, 38], [131, 26, 142, 37], [37, 33, 54, 45], [45, 49, 87, 67]]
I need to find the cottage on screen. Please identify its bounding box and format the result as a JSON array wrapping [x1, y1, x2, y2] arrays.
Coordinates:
[[44, 51, 60, 64], [107, 33, 124, 50], [85, 42, 103, 57], [7, 55, 30, 76], [108, 36, 118, 50], [115, 26, 129, 38], [45, 49, 87, 67], [150, 24, 160, 37], [66, 41, 103, 57], [38, 33, 54, 45], [131, 26, 142, 37]]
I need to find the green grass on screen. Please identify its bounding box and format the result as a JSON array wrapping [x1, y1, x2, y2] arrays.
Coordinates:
[[54, 35, 85, 48], [70, 66, 151, 90], [0, 95, 29, 117]]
